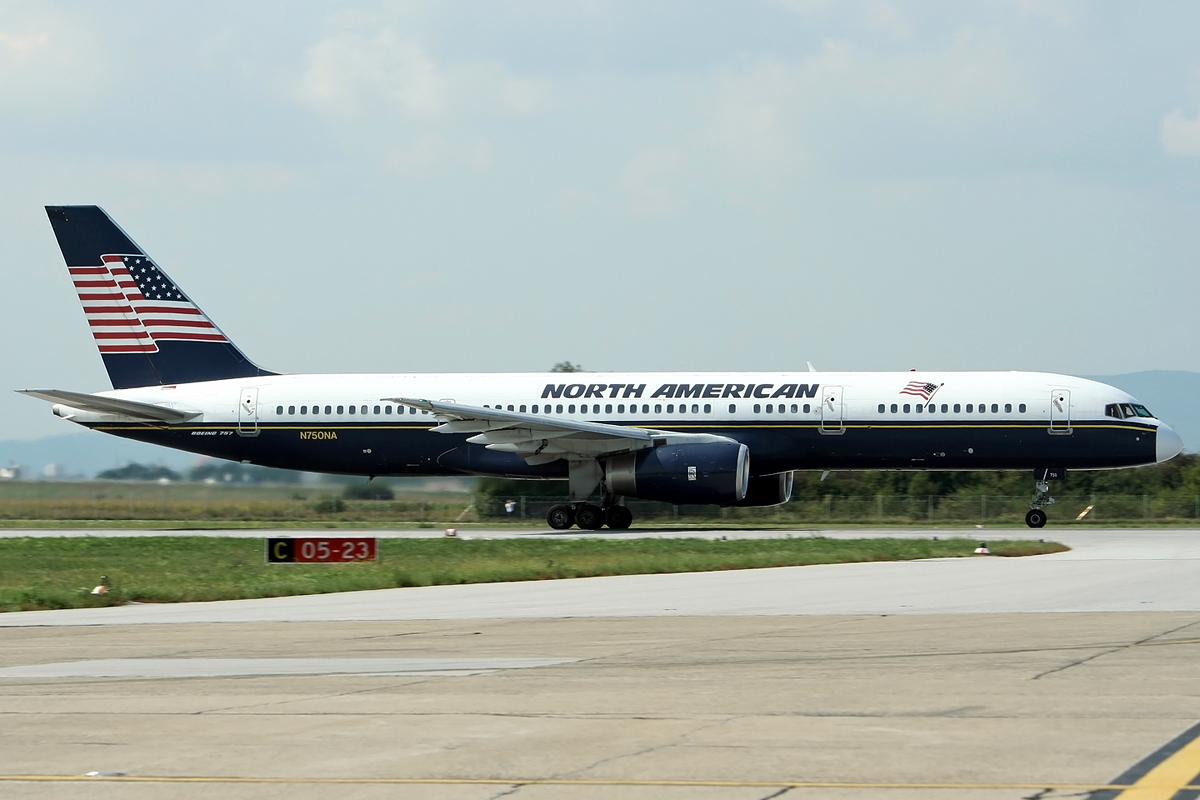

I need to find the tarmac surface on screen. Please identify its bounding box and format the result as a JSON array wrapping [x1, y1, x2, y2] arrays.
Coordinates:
[[3, 527, 1200, 798]]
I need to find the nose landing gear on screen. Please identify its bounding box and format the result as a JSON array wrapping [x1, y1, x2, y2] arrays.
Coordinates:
[[1025, 469, 1061, 528]]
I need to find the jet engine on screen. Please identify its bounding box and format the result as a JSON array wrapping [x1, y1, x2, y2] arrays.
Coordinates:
[[604, 442, 749, 505], [729, 471, 793, 507]]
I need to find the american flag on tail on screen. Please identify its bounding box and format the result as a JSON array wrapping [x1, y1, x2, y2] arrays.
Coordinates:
[[71, 255, 229, 354], [899, 381, 938, 401]]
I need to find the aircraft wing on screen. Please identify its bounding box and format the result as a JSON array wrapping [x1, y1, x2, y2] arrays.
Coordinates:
[[386, 397, 734, 465], [17, 389, 201, 423]]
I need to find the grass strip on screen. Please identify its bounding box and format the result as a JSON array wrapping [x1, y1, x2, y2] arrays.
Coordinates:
[[0, 536, 1067, 613]]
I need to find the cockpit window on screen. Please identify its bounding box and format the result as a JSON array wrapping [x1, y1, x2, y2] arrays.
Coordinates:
[[1108, 402, 1156, 420]]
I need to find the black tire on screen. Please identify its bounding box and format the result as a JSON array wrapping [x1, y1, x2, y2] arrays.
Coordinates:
[[1025, 509, 1047, 529], [575, 504, 605, 530], [547, 504, 575, 530], [605, 506, 633, 530]]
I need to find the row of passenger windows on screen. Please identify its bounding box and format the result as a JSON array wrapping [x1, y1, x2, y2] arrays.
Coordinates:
[[274, 401, 1039, 418], [877, 402, 1027, 414], [486, 402, 814, 415], [277, 404, 430, 416]]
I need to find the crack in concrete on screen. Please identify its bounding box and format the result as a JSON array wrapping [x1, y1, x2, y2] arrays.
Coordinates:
[[1033, 618, 1200, 680]]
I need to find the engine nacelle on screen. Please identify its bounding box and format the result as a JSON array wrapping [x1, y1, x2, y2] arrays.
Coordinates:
[[728, 472, 793, 507], [605, 442, 749, 505]]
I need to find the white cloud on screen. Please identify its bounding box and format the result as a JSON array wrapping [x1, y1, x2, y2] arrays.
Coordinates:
[[0, 7, 111, 115], [701, 31, 1021, 181], [619, 148, 686, 217], [294, 26, 549, 121], [384, 134, 491, 176], [295, 28, 447, 119], [1161, 108, 1200, 157]]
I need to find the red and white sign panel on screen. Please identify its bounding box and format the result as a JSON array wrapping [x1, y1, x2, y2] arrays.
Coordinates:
[[267, 537, 377, 563]]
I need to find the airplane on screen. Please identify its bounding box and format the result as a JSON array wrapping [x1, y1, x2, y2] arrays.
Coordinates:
[[19, 205, 1184, 530]]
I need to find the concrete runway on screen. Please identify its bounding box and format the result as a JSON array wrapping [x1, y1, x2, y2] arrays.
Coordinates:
[[3, 528, 1200, 798]]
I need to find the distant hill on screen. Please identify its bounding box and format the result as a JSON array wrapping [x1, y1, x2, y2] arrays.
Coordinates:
[[0, 432, 198, 479], [1087, 371, 1200, 453]]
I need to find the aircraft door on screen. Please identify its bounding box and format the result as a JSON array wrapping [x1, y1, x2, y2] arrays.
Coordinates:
[[819, 385, 845, 435], [1049, 389, 1071, 434], [238, 387, 260, 436]]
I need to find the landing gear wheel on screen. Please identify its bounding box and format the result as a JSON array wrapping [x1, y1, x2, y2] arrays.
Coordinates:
[[605, 506, 633, 530], [575, 504, 605, 530], [1025, 509, 1047, 529], [547, 504, 575, 530]]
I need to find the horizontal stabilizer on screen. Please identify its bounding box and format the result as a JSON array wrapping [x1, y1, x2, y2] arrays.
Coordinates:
[[17, 389, 200, 423]]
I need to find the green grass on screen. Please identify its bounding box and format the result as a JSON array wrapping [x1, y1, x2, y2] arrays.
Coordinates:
[[0, 536, 1067, 612]]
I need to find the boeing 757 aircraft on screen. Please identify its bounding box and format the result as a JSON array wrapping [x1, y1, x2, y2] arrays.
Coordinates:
[[20, 206, 1183, 530]]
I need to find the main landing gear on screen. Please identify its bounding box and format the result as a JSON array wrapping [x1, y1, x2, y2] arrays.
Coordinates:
[[546, 503, 633, 531], [1025, 472, 1058, 529]]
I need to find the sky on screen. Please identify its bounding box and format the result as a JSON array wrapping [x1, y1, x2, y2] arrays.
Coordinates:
[[3, 0, 1200, 441]]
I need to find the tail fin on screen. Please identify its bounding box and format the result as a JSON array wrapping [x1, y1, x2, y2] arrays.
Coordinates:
[[45, 205, 275, 389]]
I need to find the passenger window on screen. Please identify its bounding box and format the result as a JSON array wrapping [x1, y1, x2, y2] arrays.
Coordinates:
[[791, 404, 798, 413], [693, 404, 700, 413], [753, 404, 761, 413], [568, 404, 576, 413], [766, 404, 773, 413], [300, 406, 307, 415], [519, 405, 526, 413], [373, 405, 380, 415], [594, 404, 601, 414], [276, 406, 283, 415], [1019, 403, 1026, 413], [803, 404, 810, 413], [1005, 403, 1012, 413], [927, 404, 934, 413], [704, 404, 711, 413], [667, 404, 674, 413], [348, 405, 355, 415], [361, 406, 367, 415], [728, 403, 736, 413], [890, 404, 898, 413], [915, 404, 923, 414], [878, 404, 885, 413], [337, 405, 344, 414], [605, 404, 612, 414], [384, 406, 391, 415], [326, 405, 332, 415], [941, 404, 948, 413], [556, 404, 563, 413], [954, 404, 961, 413], [991, 404, 998, 413], [965, 404, 972, 413], [903, 404, 910, 413], [288, 405, 296, 415], [653, 404, 660, 414], [617, 404, 625, 413]]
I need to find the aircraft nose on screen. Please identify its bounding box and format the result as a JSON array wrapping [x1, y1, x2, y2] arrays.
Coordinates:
[[1157, 424, 1184, 463]]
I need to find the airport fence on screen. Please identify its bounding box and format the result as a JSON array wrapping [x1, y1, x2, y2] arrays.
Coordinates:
[[477, 493, 1200, 525], [1, 482, 1199, 525]]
